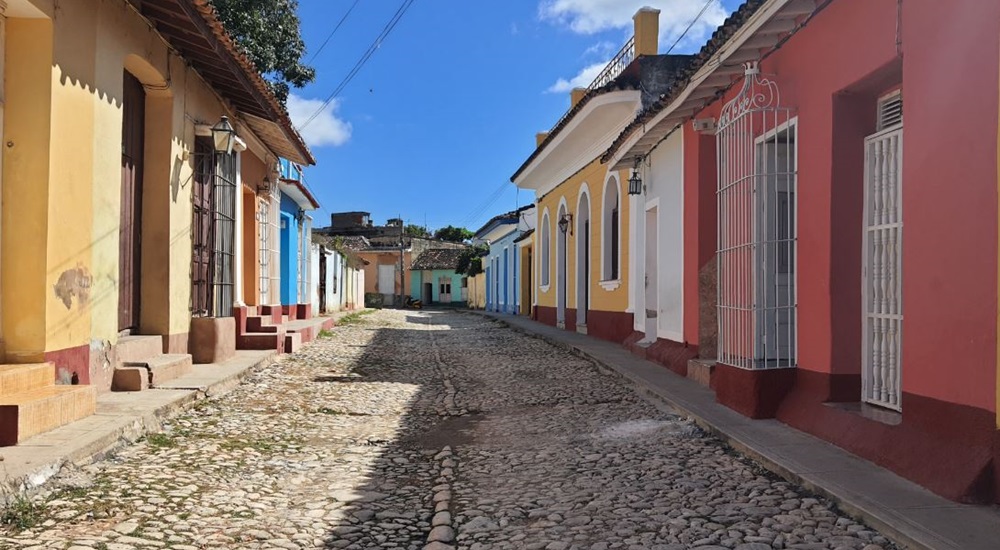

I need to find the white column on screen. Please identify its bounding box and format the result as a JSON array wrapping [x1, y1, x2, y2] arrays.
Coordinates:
[[232, 151, 245, 306]]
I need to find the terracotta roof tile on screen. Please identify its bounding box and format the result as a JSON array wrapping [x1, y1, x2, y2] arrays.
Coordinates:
[[411, 248, 467, 271]]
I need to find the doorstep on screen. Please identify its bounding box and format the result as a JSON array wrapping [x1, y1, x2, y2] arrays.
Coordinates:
[[0, 349, 276, 496], [470, 310, 1000, 550]]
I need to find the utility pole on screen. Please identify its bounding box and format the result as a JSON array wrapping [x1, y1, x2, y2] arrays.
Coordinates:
[[398, 213, 404, 307]]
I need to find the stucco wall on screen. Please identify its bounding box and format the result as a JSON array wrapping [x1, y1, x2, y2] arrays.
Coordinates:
[[535, 158, 631, 316]]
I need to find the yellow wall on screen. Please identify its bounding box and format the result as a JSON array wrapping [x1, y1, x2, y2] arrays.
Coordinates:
[[467, 272, 486, 309], [535, 158, 631, 314], [2, 0, 277, 382]]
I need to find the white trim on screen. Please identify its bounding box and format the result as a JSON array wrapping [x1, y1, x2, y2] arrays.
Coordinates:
[[575, 183, 592, 313], [599, 279, 621, 291], [601, 173, 623, 282]]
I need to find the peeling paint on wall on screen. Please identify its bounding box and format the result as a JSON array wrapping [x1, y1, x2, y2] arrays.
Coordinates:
[[53, 264, 92, 309]]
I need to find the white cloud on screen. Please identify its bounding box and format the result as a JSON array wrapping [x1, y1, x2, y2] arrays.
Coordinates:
[[539, 0, 728, 50], [286, 94, 353, 148], [546, 61, 607, 93]]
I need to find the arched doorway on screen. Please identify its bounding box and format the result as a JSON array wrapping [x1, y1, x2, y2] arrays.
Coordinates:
[[576, 190, 591, 327], [556, 203, 568, 326]]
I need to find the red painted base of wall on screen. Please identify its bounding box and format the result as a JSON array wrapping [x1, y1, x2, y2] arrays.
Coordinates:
[[565, 309, 577, 331], [713, 363, 796, 419], [777, 368, 1000, 504], [45, 345, 90, 386], [296, 304, 312, 320], [623, 332, 698, 376], [536, 305, 556, 326], [586, 310, 635, 344]]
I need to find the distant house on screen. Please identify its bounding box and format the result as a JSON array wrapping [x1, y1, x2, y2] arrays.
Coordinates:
[[475, 205, 536, 314], [410, 249, 469, 305]]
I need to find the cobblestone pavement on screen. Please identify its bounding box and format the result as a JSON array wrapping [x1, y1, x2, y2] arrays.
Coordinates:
[[1, 310, 895, 550]]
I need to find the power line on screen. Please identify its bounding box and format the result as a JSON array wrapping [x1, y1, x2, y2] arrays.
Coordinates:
[[664, 0, 718, 56], [459, 181, 512, 229], [298, 0, 418, 131], [307, 0, 361, 64]]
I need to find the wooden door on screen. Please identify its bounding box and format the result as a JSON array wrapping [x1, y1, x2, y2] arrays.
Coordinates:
[[319, 253, 327, 312], [119, 71, 145, 332], [191, 138, 215, 316]]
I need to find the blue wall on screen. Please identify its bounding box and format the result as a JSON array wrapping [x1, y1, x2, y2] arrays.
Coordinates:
[[488, 229, 522, 314], [279, 194, 299, 305]]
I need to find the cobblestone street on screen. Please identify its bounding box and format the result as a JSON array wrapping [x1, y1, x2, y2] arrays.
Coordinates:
[[3, 310, 894, 550]]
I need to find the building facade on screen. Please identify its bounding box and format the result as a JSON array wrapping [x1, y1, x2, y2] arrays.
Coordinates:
[[476, 206, 536, 314]]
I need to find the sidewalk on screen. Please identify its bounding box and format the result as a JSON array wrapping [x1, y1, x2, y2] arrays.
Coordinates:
[[0, 350, 276, 496], [472, 311, 1000, 550]]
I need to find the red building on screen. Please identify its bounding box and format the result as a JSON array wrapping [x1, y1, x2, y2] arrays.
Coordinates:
[[605, 0, 1000, 504]]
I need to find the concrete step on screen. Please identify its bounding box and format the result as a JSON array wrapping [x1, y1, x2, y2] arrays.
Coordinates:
[[113, 354, 193, 391], [246, 316, 279, 333], [116, 335, 163, 364], [0, 363, 55, 395], [284, 332, 302, 354], [0, 385, 97, 445], [111, 367, 148, 392], [238, 332, 284, 353]]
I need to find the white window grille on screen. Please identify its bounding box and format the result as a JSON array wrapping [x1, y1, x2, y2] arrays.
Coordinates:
[[716, 62, 797, 370], [863, 94, 903, 410], [298, 215, 312, 302], [540, 212, 551, 286], [257, 197, 271, 304], [876, 91, 902, 132]]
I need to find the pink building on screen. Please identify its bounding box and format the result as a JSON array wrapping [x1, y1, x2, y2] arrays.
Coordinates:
[[606, 0, 1000, 504]]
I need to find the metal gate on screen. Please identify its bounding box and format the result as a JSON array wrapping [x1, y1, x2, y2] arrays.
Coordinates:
[[257, 196, 271, 304], [862, 127, 903, 410], [716, 62, 797, 370], [191, 139, 236, 318], [119, 71, 145, 332], [191, 139, 215, 317], [212, 152, 237, 317]]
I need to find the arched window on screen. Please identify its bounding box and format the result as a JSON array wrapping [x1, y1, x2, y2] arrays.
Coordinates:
[[540, 211, 551, 286], [602, 176, 621, 280]]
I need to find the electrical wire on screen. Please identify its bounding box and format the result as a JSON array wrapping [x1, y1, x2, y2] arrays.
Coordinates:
[[459, 181, 511, 229], [298, 0, 418, 131], [664, 0, 718, 56], [307, 0, 361, 64]]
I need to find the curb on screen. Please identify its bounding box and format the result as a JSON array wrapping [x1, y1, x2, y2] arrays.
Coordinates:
[[468, 311, 936, 550], [2, 351, 277, 499]]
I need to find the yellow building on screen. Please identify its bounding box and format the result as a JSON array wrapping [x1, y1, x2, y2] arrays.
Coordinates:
[[510, 8, 664, 343], [0, 0, 311, 443]]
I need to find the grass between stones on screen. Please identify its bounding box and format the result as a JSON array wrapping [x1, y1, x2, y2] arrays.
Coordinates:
[[336, 309, 377, 326]]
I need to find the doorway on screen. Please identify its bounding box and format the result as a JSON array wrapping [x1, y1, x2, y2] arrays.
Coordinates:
[[318, 252, 327, 313], [423, 281, 433, 305], [119, 71, 145, 332], [576, 193, 590, 326], [644, 206, 658, 341], [556, 204, 568, 326], [439, 277, 452, 303]]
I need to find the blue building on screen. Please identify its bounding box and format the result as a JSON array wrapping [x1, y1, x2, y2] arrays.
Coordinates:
[[278, 159, 320, 317], [475, 205, 535, 314]]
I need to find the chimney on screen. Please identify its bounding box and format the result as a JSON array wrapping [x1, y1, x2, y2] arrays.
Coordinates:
[[535, 132, 549, 147], [570, 87, 589, 108], [633, 7, 660, 56]]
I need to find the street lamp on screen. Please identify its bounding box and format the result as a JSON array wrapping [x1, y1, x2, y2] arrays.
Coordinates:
[[558, 212, 573, 235], [628, 157, 643, 195], [211, 115, 236, 154]]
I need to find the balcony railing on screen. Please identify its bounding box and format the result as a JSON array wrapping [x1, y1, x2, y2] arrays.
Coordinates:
[[588, 36, 635, 90]]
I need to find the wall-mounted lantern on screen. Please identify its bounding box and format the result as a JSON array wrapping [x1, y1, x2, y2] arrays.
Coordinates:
[[628, 157, 644, 195], [558, 212, 573, 235], [211, 115, 236, 154]]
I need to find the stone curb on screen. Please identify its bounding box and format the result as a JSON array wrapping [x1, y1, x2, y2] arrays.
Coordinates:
[[0, 351, 278, 499], [465, 310, 933, 550], [425, 446, 457, 550]]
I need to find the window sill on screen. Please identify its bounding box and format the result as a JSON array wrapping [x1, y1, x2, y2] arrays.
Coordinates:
[[824, 401, 902, 426], [539, 284, 551, 293], [599, 279, 622, 291]]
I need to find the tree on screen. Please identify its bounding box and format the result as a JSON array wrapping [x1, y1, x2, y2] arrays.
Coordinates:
[[456, 245, 489, 276], [434, 225, 474, 243], [405, 224, 430, 238], [210, 0, 315, 104]]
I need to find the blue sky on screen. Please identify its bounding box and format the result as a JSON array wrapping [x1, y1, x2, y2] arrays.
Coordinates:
[[289, 0, 742, 232]]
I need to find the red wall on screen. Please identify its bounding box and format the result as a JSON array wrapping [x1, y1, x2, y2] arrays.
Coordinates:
[[684, 0, 1000, 501], [683, 123, 718, 346]]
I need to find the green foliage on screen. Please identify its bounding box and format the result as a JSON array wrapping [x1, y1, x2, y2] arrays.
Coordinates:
[[146, 432, 178, 448], [210, 0, 315, 104], [434, 225, 474, 243], [404, 224, 430, 238], [0, 493, 46, 531], [456, 245, 489, 276]]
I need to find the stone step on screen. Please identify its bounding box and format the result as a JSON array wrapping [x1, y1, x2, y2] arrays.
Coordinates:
[[116, 335, 163, 364], [113, 354, 193, 391], [0, 363, 55, 395], [245, 316, 279, 333], [238, 332, 284, 353], [284, 332, 302, 354], [0, 385, 97, 445]]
